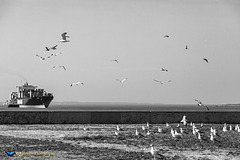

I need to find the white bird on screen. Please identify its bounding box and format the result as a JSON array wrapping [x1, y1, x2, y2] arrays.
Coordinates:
[[194, 99, 209, 111], [154, 79, 171, 84], [180, 115, 187, 126], [161, 68, 168, 72], [146, 130, 151, 136], [164, 35, 169, 38], [111, 59, 119, 63], [166, 123, 170, 127], [53, 65, 66, 71], [116, 125, 124, 131], [197, 132, 202, 141], [158, 127, 162, 133], [210, 133, 214, 141], [51, 52, 62, 56], [135, 129, 139, 136], [114, 131, 119, 136], [150, 144, 156, 160], [223, 123, 227, 132], [59, 32, 70, 42], [36, 54, 45, 61], [173, 130, 182, 138], [116, 78, 128, 84], [70, 82, 84, 87]]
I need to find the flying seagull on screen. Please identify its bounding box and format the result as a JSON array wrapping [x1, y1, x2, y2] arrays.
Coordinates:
[[161, 68, 168, 72], [53, 65, 66, 71], [194, 99, 209, 111], [36, 54, 45, 61], [51, 52, 62, 56], [164, 35, 169, 38], [51, 45, 58, 50], [45, 47, 51, 51], [111, 59, 119, 63], [203, 58, 209, 63], [70, 82, 84, 87], [154, 79, 171, 84], [59, 32, 70, 42], [116, 78, 128, 83], [185, 45, 188, 50]]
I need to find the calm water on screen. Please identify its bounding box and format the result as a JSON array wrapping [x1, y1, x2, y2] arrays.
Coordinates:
[[0, 102, 240, 112]]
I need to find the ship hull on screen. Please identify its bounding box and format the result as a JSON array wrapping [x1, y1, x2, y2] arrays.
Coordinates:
[[8, 95, 53, 108]]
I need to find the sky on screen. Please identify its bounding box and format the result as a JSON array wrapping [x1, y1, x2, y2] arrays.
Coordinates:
[[0, 0, 240, 104]]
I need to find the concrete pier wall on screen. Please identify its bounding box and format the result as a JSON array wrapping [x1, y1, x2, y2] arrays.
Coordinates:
[[0, 111, 240, 124]]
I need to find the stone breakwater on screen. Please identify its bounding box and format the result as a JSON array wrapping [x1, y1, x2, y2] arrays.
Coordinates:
[[0, 111, 240, 124]]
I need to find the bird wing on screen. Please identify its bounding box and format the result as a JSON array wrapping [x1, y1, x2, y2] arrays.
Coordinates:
[[62, 66, 66, 70], [203, 58, 208, 63], [52, 45, 58, 49], [194, 99, 201, 103], [121, 78, 127, 83], [154, 79, 160, 82]]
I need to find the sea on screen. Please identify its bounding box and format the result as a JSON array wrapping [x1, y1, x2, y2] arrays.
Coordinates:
[[0, 102, 240, 112]]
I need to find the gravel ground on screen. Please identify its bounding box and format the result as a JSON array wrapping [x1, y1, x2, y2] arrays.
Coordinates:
[[0, 124, 240, 160]]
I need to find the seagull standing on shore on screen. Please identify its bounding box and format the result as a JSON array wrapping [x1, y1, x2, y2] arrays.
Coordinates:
[[180, 115, 187, 126], [59, 32, 70, 42], [150, 144, 156, 160]]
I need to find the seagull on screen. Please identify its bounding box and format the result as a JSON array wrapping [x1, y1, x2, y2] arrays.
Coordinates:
[[161, 68, 168, 72], [70, 82, 84, 87], [51, 45, 58, 50], [180, 115, 187, 126], [185, 45, 188, 50], [53, 65, 66, 71], [111, 59, 119, 63], [51, 52, 62, 56], [116, 125, 124, 131], [164, 35, 169, 38], [203, 58, 209, 63], [150, 144, 156, 160], [59, 32, 70, 42], [154, 79, 171, 84], [45, 47, 51, 51], [36, 54, 45, 61], [116, 78, 128, 84], [194, 99, 209, 111]]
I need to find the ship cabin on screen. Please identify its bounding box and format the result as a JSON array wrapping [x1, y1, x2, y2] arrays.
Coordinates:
[[10, 82, 47, 100]]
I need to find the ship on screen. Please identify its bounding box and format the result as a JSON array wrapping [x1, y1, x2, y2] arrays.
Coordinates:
[[6, 82, 54, 108]]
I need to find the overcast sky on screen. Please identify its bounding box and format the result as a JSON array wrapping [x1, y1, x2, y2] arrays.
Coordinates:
[[0, 0, 240, 104]]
